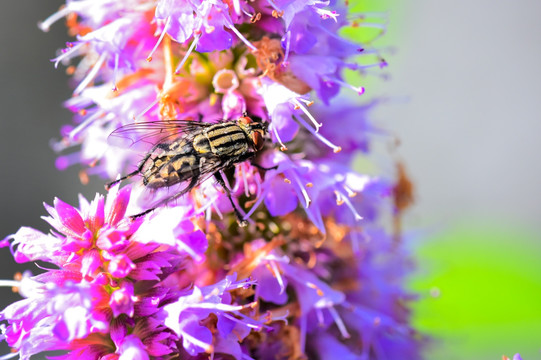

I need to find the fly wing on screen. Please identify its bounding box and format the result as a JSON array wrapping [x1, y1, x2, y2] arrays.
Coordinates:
[[107, 120, 215, 151], [133, 153, 226, 213]]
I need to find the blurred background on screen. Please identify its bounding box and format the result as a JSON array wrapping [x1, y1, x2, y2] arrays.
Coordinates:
[[0, 0, 540, 359]]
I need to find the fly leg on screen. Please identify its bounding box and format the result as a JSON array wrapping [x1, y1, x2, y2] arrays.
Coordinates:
[[234, 151, 278, 172], [251, 161, 278, 171], [214, 172, 248, 227], [105, 153, 151, 190], [105, 169, 139, 191], [129, 207, 155, 220]]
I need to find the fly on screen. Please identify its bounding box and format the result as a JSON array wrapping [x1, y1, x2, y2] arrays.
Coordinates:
[[106, 114, 275, 226]]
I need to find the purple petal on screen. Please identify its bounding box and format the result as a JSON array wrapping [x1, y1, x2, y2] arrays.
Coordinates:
[[118, 335, 150, 360], [53, 306, 91, 341], [309, 332, 360, 360], [110, 282, 135, 318], [180, 314, 213, 355], [288, 54, 338, 91], [197, 27, 232, 52], [174, 220, 208, 262], [168, 11, 195, 43], [285, 20, 317, 54], [253, 266, 288, 305], [264, 176, 298, 217], [270, 103, 299, 143]]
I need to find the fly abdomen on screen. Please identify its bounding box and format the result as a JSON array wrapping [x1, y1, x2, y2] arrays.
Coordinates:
[[144, 153, 199, 189]]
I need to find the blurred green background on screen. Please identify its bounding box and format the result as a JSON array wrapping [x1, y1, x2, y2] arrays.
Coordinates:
[[411, 224, 541, 359]]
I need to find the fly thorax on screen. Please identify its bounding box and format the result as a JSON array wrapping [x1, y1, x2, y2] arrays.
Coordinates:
[[205, 123, 248, 156]]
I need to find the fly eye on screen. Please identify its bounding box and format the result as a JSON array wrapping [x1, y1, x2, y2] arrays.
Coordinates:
[[239, 116, 253, 124], [252, 131, 264, 151]]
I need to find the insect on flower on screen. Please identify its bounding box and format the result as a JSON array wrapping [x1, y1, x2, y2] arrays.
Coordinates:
[[106, 114, 275, 226]]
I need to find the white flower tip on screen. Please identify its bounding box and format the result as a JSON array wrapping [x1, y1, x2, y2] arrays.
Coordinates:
[[37, 21, 50, 32], [212, 69, 239, 94]]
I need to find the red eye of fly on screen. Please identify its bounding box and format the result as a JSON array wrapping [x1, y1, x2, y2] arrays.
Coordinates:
[[239, 116, 253, 124], [252, 131, 264, 151]]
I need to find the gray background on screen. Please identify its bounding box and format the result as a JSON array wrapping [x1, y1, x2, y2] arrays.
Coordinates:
[[378, 0, 541, 232], [0, 3, 103, 354], [0, 0, 540, 358]]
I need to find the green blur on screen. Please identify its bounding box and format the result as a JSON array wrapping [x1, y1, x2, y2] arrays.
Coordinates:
[[411, 225, 541, 359]]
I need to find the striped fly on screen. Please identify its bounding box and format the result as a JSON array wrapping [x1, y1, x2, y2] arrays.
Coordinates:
[[106, 115, 273, 225]]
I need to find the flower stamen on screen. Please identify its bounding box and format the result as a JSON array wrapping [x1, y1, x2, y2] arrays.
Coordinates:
[[175, 34, 201, 74], [293, 114, 341, 153], [335, 190, 363, 221], [269, 260, 286, 294], [307, 282, 323, 296], [112, 53, 119, 92], [146, 17, 171, 63], [38, 6, 71, 32], [180, 329, 214, 353], [265, 0, 282, 13], [323, 76, 365, 95], [292, 99, 322, 132], [328, 306, 351, 339], [271, 126, 289, 151], [282, 31, 291, 66], [74, 52, 107, 95], [0, 351, 20, 360], [53, 42, 85, 68]]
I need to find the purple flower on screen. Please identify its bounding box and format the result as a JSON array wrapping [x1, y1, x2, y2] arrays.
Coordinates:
[[0, 1, 422, 359], [163, 275, 260, 357]]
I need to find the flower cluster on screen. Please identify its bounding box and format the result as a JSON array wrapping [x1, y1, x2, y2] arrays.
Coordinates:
[[1, 0, 420, 359]]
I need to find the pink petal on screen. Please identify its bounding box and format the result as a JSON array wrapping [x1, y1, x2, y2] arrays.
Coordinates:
[[86, 193, 105, 233], [108, 253, 136, 278], [118, 335, 149, 360], [54, 197, 86, 235], [110, 282, 135, 318], [105, 185, 131, 226], [80, 249, 102, 279]]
